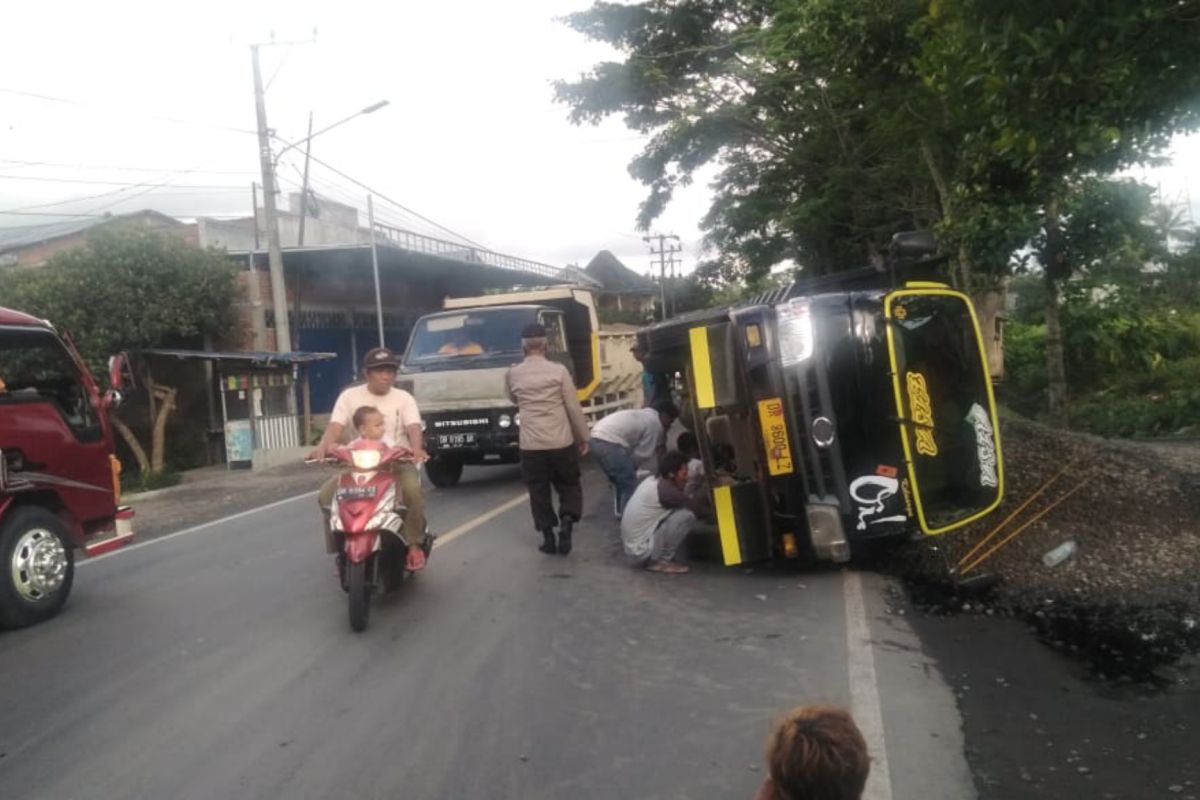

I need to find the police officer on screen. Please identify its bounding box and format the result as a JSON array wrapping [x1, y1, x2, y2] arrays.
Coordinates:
[[505, 323, 590, 555]]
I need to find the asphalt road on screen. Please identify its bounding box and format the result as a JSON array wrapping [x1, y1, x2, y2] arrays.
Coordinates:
[[0, 466, 975, 800]]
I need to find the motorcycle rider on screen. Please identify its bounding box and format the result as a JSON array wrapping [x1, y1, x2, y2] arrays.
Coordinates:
[[309, 347, 430, 572]]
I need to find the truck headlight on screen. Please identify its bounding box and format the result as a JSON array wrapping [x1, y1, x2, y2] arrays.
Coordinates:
[[776, 298, 814, 365], [515, 413, 520, 426], [498, 414, 513, 429]]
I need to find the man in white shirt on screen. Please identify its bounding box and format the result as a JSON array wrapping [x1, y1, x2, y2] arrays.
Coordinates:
[[309, 347, 430, 572], [621, 451, 696, 574], [588, 400, 678, 514]]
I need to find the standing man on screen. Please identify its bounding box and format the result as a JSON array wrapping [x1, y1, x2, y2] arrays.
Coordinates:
[[589, 400, 679, 515], [620, 451, 697, 574], [631, 343, 671, 407], [309, 346, 430, 572], [505, 323, 590, 555]]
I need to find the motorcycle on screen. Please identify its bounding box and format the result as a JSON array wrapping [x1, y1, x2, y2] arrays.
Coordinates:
[[311, 440, 432, 632]]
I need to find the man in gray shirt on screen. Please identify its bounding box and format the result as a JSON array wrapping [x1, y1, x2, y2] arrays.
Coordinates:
[[505, 323, 591, 555], [589, 400, 679, 515]]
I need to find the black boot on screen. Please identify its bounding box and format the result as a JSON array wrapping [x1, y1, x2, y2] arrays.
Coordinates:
[[557, 516, 574, 555], [538, 527, 558, 554]]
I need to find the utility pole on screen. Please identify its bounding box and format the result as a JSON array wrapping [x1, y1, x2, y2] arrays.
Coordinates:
[[297, 111, 314, 247], [367, 195, 385, 347], [245, 183, 266, 350], [251, 44, 291, 353], [643, 233, 682, 321]]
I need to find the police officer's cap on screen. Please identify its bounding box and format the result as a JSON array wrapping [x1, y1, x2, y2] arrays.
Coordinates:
[[521, 323, 547, 339]]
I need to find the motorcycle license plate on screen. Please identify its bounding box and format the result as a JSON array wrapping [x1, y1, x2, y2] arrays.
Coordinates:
[[337, 485, 377, 500], [438, 432, 476, 447]]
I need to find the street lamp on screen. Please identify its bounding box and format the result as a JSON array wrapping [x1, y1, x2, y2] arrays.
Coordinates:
[[273, 99, 390, 163]]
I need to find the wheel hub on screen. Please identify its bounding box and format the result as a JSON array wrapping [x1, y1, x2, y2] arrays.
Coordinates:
[[10, 528, 68, 602]]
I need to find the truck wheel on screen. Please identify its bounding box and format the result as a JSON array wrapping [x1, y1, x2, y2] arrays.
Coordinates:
[[0, 507, 75, 629], [348, 560, 371, 632], [426, 456, 464, 488]]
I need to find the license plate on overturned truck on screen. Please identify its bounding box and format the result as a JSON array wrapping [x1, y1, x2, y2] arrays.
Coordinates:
[[336, 485, 377, 500]]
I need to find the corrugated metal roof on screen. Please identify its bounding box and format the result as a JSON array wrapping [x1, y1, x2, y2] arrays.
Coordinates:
[[0, 217, 105, 251], [136, 348, 337, 366]]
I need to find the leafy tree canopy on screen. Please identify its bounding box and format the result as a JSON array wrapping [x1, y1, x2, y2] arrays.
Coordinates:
[[0, 228, 240, 374]]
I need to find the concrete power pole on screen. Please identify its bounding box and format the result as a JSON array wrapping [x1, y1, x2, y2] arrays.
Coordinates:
[[251, 44, 292, 353], [643, 233, 682, 321]]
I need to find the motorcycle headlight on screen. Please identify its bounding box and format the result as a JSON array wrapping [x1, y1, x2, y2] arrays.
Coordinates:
[[351, 450, 383, 470], [498, 414, 513, 429]]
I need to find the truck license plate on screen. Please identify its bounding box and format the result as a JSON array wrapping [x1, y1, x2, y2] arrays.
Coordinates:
[[438, 433, 476, 447], [336, 485, 377, 500]]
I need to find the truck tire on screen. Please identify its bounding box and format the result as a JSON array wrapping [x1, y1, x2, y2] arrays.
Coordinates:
[[0, 507, 75, 629], [426, 456, 464, 488]]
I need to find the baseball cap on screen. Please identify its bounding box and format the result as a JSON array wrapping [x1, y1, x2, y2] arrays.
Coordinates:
[[362, 347, 400, 369], [521, 323, 547, 339]]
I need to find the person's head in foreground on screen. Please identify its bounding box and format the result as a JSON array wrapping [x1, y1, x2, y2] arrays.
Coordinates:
[[755, 705, 870, 800]]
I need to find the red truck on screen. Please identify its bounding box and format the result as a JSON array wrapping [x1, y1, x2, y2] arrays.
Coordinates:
[[0, 306, 133, 629]]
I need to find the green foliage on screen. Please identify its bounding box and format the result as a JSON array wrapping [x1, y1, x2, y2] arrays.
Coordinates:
[[1071, 357, 1200, 438], [0, 229, 240, 376], [1003, 307, 1200, 436], [558, 0, 1200, 291], [999, 320, 1048, 416]]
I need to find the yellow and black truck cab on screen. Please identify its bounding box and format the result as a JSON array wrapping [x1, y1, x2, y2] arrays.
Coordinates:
[[639, 239, 1004, 565]]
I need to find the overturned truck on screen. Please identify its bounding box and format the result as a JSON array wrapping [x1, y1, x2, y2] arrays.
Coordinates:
[[639, 234, 1004, 566]]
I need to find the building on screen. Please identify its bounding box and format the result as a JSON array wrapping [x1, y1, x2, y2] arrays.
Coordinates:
[[583, 250, 658, 322], [0, 210, 196, 269]]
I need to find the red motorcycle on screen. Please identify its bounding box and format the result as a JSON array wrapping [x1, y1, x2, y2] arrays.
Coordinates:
[[316, 440, 431, 632]]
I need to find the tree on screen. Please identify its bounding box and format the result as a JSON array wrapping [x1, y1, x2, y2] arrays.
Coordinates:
[[915, 0, 1200, 423], [0, 228, 241, 475], [556, 0, 955, 283]]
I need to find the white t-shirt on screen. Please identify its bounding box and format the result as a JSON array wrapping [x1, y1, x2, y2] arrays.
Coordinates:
[[330, 384, 422, 450]]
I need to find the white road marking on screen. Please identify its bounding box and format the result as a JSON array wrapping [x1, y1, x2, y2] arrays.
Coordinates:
[[79, 489, 530, 567], [844, 569, 895, 800], [432, 492, 528, 548]]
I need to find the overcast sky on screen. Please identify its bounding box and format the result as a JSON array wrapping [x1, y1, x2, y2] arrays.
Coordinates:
[[2, 0, 1197, 276]]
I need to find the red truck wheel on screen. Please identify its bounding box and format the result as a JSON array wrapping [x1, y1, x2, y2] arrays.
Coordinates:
[[0, 507, 75, 629]]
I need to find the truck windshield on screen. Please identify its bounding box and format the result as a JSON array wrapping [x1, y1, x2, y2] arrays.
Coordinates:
[[405, 309, 533, 364], [886, 291, 1002, 534], [0, 326, 99, 436]]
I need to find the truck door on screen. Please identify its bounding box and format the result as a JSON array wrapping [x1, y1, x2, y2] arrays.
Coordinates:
[[686, 319, 773, 565], [0, 327, 114, 538]]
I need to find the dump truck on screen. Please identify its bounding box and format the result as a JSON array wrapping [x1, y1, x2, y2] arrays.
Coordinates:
[[1, 307, 135, 628], [636, 233, 1004, 566], [398, 286, 643, 487]]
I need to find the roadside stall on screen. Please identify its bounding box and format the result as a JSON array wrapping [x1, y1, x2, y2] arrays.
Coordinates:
[[135, 349, 336, 469]]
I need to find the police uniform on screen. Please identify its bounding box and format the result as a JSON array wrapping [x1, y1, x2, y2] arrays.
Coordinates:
[[504, 324, 590, 554]]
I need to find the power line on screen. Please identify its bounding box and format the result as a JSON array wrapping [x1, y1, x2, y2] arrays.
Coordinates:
[[0, 86, 257, 135], [0, 158, 257, 177], [0, 174, 245, 190], [297, 150, 486, 248]]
